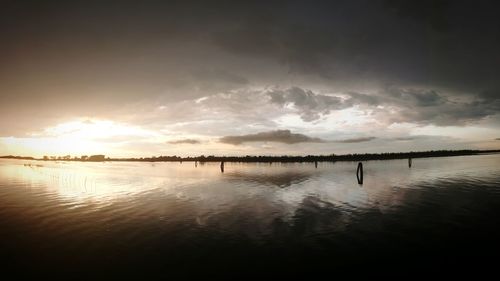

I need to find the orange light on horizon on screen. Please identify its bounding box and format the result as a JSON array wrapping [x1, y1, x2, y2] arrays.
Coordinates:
[[1, 119, 160, 157]]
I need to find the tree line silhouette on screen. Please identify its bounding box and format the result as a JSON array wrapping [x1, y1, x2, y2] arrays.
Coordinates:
[[2, 149, 499, 163]]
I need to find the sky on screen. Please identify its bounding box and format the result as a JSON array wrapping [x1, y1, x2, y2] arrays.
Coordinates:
[[1, 0, 500, 158]]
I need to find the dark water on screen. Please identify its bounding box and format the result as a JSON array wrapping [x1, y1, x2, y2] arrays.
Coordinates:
[[1, 155, 500, 279]]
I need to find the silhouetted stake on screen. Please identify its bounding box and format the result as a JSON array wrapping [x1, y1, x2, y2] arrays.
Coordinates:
[[195, 161, 198, 167], [356, 162, 363, 184], [315, 161, 318, 168], [408, 157, 412, 168], [220, 161, 224, 173]]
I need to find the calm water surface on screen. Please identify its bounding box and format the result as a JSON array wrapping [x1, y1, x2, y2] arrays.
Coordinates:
[[1, 155, 500, 278]]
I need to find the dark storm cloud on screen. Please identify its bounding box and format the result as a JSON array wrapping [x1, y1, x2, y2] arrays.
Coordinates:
[[344, 92, 381, 106], [378, 86, 500, 126], [383, 87, 445, 107], [268, 87, 344, 121], [334, 137, 376, 143], [190, 69, 248, 85], [1, 0, 500, 137], [264, 86, 500, 126], [3, 0, 499, 88], [167, 139, 201, 145], [385, 0, 451, 32], [211, 0, 500, 94], [477, 89, 500, 107], [219, 130, 324, 145], [394, 136, 419, 141]]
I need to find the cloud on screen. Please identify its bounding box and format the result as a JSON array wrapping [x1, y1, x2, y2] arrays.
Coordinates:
[[386, 0, 451, 32], [267, 87, 345, 121], [334, 137, 376, 143], [370, 86, 500, 126], [265, 86, 500, 126], [190, 68, 248, 85], [1, 0, 500, 155], [219, 130, 324, 145], [391, 135, 439, 141], [384, 87, 446, 107], [167, 139, 201, 145], [344, 92, 381, 106], [393, 136, 418, 141], [135, 86, 500, 139]]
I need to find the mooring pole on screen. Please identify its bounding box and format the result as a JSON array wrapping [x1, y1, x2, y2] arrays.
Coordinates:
[[315, 161, 318, 168], [408, 157, 412, 168], [220, 161, 224, 173], [356, 162, 363, 184]]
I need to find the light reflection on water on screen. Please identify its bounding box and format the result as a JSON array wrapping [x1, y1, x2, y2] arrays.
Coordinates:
[[1, 154, 500, 278]]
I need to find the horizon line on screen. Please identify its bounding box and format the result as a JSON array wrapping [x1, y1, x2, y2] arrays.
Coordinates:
[[2, 149, 500, 162]]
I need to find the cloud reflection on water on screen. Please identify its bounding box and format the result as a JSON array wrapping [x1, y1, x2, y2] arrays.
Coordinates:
[[1, 155, 500, 241]]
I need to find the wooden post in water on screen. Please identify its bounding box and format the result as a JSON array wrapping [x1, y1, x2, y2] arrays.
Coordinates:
[[195, 161, 198, 167], [408, 157, 412, 168], [315, 161, 318, 168], [356, 162, 363, 185], [220, 161, 224, 173]]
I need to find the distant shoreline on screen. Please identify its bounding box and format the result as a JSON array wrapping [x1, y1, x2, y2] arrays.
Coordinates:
[[1, 149, 500, 163]]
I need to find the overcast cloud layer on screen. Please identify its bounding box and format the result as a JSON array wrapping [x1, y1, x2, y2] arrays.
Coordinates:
[[0, 0, 499, 156]]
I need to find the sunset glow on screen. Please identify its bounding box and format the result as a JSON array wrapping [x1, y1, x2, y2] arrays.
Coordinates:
[[0, 0, 498, 158], [1, 1, 500, 279]]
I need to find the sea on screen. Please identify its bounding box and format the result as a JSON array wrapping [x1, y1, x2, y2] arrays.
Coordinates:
[[1, 154, 500, 279]]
